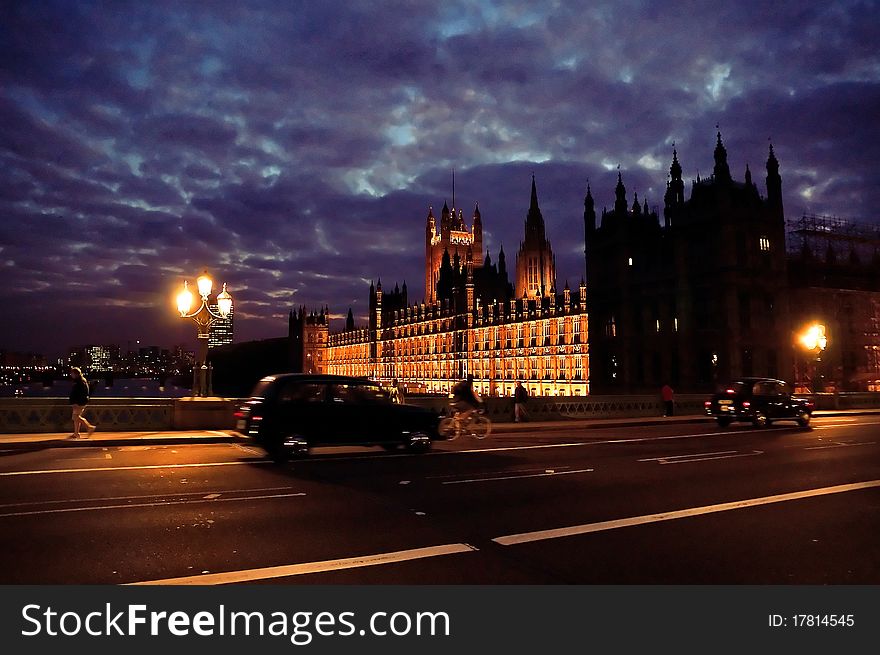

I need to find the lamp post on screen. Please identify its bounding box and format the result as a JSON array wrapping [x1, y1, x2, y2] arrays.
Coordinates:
[[176, 271, 233, 397], [798, 322, 828, 393]]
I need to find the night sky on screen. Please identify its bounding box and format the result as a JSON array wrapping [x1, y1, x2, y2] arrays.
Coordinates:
[[2, 0, 879, 359]]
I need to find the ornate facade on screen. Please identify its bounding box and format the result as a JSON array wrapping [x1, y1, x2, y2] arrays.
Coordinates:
[[326, 178, 589, 397]]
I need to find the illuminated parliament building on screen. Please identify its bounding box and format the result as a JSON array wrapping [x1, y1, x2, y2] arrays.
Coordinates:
[[326, 176, 590, 397]]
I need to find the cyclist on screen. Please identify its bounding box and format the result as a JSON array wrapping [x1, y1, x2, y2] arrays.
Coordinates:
[[450, 374, 482, 423]]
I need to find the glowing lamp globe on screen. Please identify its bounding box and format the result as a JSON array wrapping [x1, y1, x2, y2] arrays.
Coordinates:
[[176, 280, 193, 316], [216, 283, 233, 318], [197, 272, 213, 298]]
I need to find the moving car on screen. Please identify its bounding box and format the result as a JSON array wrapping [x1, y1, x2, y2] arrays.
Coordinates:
[[705, 377, 813, 428], [234, 374, 440, 460]]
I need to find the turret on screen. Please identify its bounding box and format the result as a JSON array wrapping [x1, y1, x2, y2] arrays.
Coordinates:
[[584, 182, 596, 233], [664, 145, 684, 225], [713, 130, 731, 184], [614, 170, 628, 216], [472, 202, 483, 257], [766, 142, 782, 212], [441, 200, 451, 236]]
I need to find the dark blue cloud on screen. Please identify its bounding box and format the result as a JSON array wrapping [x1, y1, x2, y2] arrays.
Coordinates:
[[1, 0, 878, 357]]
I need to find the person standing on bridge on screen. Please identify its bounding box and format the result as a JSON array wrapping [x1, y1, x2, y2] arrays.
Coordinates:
[[661, 383, 675, 417], [69, 367, 97, 439], [514, 381, 530, 422]]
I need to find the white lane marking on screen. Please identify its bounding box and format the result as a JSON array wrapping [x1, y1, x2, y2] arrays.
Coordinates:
[[128, 543, 479, 585], [638, 450, 764, 464], [0, 492, 306, 519], [493, 479, 880, 546], [0, 486, 296, 510], [814, 421, 880, 430], [0, 460, 271, 477], [427, 465, 572, 480], [805, 441, 877, 451], [233, 443, 264, 456], [442, 468, 594, 485], [203, 493, 221, 499]]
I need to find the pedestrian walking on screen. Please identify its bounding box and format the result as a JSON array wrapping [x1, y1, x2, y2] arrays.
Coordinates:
[[389, 378, 404, 404], [69, 367, 97, 438], [661, 383, 675, 417], [514, 381, 530, 422]]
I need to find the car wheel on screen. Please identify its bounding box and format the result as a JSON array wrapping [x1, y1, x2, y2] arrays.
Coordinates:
[[281, 435, 310, 459], [716, 417, 732, 428], [796, 410, 812, 428], [265, 441, 290, 463], [752, 411, 768, 428]]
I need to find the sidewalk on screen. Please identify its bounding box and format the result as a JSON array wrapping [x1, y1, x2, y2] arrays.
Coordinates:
[[1, 409, 876, 450]]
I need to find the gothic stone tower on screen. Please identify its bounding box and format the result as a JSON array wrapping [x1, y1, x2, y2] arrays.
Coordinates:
[[288, 306, 329, 374], [515, 175, 557, 298], [425, 201, 483, 303], [585, 132, 789, 393]]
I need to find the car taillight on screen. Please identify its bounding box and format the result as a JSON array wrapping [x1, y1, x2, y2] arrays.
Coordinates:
[[726, 389, 735, 394], [742, 401, 751, 408], [704, 401, 711, 407]]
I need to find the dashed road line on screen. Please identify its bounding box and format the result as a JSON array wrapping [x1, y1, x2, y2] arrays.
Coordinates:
[[0, 491, 306, 518], [128, 543, 478, 585], [442, 468, 594, 484], [0, 459, 271, 477], [638, 450, 764, 464], [492, 479, 880, 546], [805, 441, 876, 450]]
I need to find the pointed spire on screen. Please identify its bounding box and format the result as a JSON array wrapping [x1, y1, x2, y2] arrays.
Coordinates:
[[584, 180, 596, 232], [632, 192, 641, 215], [713, 127, 730, 182], [529, 174, 539, 212], [745, 163, 752, 187], [670, 142, 682, 180], [614, 168, 628, 215], [766, 138, 782, 208]]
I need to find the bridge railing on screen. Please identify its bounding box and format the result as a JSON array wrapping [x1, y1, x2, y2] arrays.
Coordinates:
[[2, 393, 878, 433]]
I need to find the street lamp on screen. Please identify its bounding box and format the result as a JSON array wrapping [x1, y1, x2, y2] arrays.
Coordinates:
[[175, 271, 233, 397], [797, 322, 828, 392]]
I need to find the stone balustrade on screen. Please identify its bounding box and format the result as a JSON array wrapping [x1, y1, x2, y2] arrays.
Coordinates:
[[1, 393, 878, 433]]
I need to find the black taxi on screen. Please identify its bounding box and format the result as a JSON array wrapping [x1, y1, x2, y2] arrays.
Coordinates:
[[234, 374, 440, 460], [705, 377, 813, 428]]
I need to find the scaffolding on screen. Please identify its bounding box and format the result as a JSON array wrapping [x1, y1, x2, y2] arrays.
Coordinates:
[[787, 213, 880, 264]]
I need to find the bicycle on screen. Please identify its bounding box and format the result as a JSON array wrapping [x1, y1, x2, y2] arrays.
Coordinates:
[[438, 405, 492, 440]]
